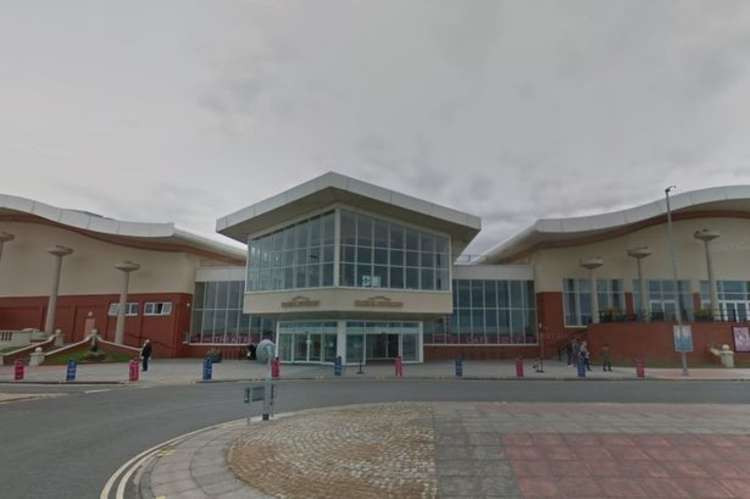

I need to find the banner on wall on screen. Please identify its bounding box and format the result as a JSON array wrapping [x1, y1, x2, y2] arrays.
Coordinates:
[[733, 326, 750, 353], [673, 325, 694, 353]]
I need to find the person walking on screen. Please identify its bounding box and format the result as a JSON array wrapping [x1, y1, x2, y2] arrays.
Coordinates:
[[571, 338, 580, 368], [580, 340, 592, 371], [601, 344, 613, 372], [141, 339, 152, 372], [246, 342, 257, 361]]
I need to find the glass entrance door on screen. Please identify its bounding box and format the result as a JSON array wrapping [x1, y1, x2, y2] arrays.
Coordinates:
[[277, 321, 337, 364], [344, 321, 422, 365]]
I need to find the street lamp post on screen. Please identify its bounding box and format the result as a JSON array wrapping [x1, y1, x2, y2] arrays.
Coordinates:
[[694, 229, 720, 321], [665, 186, 688, 376], [627, 247, 652, 322]]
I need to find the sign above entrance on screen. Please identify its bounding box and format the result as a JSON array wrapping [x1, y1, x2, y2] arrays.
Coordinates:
[[281, 296, 320, 309], [354, 296, 404, 308]]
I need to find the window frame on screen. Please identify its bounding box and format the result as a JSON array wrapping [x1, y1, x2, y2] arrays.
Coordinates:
[[143, 302, 173, 317]]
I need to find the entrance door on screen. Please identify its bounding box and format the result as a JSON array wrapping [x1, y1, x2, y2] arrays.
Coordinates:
[[309, 333, 322, 362], [293, 334, 307, 362], [365, 333, 399, 360]]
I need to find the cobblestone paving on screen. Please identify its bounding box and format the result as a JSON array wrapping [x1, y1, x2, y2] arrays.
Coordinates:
[[142, 402, 750, 498], [228, 404, 437, 498]]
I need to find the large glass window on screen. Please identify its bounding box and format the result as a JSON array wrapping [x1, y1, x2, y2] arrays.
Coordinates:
[[247, 212, 335, 291], [339, 210, 449, 291], [633, 279, 692, 321], [563, 278, 624, 325], [700, 280, 750, 321], [190, 281, 275, 344], [424, 279, 536, 345]]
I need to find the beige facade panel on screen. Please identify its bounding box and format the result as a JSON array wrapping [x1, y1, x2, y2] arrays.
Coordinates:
[[454, 264, 533, 281], [0, 222, 201, 296], [530, 217, 750, 292], [244, 288, 452, 316]]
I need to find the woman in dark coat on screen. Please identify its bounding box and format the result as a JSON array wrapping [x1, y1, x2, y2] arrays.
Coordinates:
[[141, 339, 152, 372]]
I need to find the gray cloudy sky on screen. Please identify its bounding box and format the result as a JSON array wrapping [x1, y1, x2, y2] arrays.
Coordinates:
[[3, 1, 750, 254]]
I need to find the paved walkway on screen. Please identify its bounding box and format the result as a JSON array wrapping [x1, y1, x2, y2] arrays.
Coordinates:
[[136, 402, 750, 498], [3, 358, 750, 384]]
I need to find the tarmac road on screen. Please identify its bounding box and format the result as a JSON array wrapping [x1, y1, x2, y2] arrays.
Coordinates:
[[1, 379, 749, 499]]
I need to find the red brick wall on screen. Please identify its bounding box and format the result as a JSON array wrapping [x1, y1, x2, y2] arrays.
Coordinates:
[[424, 345, 541, 361], [0, 293, 191, 358], [181, 344, 248, 360], [585, 321, 750, 366]]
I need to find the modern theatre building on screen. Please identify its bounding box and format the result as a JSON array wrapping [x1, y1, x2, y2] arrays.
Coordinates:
[[2, 173, 750, 366]]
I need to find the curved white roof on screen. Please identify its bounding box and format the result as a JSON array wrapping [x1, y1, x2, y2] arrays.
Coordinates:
[[0, 193, 245, 263], [217, 171, 482, 253], [479, 185, 750, 264]]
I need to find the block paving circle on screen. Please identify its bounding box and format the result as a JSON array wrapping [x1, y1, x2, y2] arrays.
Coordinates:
[[144, 402, 750, 498]]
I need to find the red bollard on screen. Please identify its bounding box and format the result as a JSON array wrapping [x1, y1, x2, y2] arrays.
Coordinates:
[[394, 356, 404, 377], [14, 359, 24, 381], [129, 358, 140, 382], [515, 357, 524, 378], [635, 358, 645, 378], [271, 357, 280, 379]]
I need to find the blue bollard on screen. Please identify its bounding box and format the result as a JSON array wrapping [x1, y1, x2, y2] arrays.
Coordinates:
[[334, 356, 342, 376], [202, 358, 213, 381], [65, 359, 77, 382], [455, 358, 463, 377], [577, 356, 586, 378]]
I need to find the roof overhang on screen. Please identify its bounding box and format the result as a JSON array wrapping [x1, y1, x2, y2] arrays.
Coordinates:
[[217, 172, 482, 253], [0, 193, 245, 264], [479, 185, 750, 264]]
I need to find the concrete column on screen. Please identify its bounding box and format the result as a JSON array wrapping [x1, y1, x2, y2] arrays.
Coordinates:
[[44, 246, 74, 335], [114, 261, 140, 345], [580, 257, 604, 324], [627, 247, 652, 322], [694, 229, 720, 320], [0, 232, 15, 265]]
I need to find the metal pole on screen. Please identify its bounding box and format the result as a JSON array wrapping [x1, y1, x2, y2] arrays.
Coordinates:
[[665, 186, 688, 376], [537, 323, 544, 373], [263, 348, 271, 421]]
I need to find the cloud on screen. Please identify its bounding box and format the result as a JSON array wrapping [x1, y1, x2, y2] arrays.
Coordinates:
[[2, 0, 750, 255]]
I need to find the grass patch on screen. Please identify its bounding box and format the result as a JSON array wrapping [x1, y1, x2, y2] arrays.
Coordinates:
[[44, 349, 133, 365]]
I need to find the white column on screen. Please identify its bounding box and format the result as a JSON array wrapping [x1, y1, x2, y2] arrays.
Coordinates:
[[694, 229, 720, 320], [580, 258, 604, 324], [627, 247, 652, 322], [44, 246, 74, 335], [114, 261, 140, 344], [0, 232, 14, 265]]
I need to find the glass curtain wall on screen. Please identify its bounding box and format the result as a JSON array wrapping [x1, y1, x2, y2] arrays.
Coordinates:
[[339, 209, 450, 290], [700, 280, 750, 321], [424, 279, 536, 345], [247, 212, 335, 291], [563, 278, 624, 325], [191, 281, 275, 344], [633, 279, 692, 321]]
